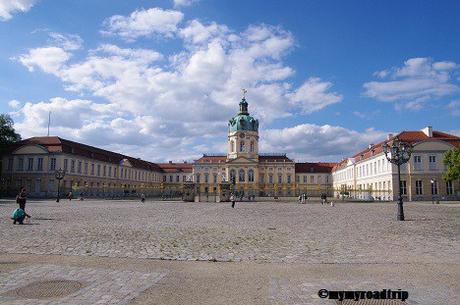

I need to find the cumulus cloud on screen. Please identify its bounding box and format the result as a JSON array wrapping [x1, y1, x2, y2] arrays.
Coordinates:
[[13, 9, 345, 161], [288, 77, 342, 113], [101, 7, 184, 41], [0, 0, 36, 21], [363, 57, 460, 109], [16, 47, 71, 74], [8, 99, 22, 109], [260, 124, 388, 162]]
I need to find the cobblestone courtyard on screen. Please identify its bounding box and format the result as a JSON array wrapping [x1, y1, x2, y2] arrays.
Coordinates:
[[0, 199, 458, 264], [0, 199, 459, 304]]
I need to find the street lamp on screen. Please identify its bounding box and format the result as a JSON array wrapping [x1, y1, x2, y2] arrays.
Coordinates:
[[383, 137, 413, 221], [55, 168, 66, 202]]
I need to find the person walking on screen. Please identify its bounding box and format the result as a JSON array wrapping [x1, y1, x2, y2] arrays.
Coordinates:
[[320, 193, 327, 205], [140, 193, 146, 203], [14, 187, 31, 224], [230, 193, 236, 208], [67, 191, 73, 201]]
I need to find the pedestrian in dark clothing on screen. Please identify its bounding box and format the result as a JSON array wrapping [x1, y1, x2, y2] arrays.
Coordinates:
[[15, 187, 31, 224], [320, 193, 327, 205], [230, 194, 236, 208]]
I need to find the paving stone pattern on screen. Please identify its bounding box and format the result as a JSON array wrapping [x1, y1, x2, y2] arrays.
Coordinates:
[[0, 200, 458, 264], [0, 264, 165, 305]]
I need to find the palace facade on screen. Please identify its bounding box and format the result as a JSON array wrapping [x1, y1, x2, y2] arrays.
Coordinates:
[[1, 95, 459, 201]]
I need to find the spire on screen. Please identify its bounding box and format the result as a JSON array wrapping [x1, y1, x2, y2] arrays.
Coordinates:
[[239, 88, 249, 115]]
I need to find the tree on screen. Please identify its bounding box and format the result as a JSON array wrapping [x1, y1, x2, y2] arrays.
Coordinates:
[[0, 114, 21, 147], [443, 148, 460, 181]]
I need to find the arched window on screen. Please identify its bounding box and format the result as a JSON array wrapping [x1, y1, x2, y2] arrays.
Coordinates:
[[248, 169, 254, 182], [250, 141, 254, 152], [239, 169, 245, 182], [230, 169, 236, 182], [240, 141, 245, 152], [230, 140, 235, 152]]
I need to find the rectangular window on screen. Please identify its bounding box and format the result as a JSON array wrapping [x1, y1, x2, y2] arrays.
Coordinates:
[[278, 175, 282, 184], [170, 175, 173, 182], [269, 175, 273, 184], [413, 155, 422, 170], [429, 155, 437, 170], [431, 180, 438, 195], [415, 180, 423, 195], [177, 175, 180, 183], [213, 174, 217, 183], [97, 164, 101, 176], [50, 158, 56, 171], [260, 175, 264, 183], [7, 158, 13, 171], [37, 157, 43, 171], [77, 161, 82, 173], [303, 175, 307, 183], [295, 175, 299, 183], [196, 174, 200, 183], [400, 180, 407, 195], [446, 181, 454, 195], [310, 175, 314, 183], [183, 175, 186, 182], [70, 160, 75, 173], [108, 167, 112, 177], [27, 158, 34, 171], [64, 159, 68, 171], [84, 162, 88, 174], [120, 168, 123, 178], [287, 175, 291, 184], [103, 165, 106, 177], [163, 175, 167, 182]]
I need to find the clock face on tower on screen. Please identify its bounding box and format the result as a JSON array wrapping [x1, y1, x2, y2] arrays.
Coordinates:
[[239, 133, 245, 138]]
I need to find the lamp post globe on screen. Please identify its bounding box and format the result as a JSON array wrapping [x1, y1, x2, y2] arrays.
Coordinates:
[[383, 137, 413, 221]]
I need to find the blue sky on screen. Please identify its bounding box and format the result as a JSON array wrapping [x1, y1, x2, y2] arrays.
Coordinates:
[[1, 0, 459, 162]]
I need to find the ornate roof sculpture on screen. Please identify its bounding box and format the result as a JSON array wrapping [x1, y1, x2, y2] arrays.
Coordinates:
[[228, 89, 259, 132]]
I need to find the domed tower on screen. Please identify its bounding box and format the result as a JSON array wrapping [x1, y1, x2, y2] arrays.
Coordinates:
[[227, 89, 259, 160]]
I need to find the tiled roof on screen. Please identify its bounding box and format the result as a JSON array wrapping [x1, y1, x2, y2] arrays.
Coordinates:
[[295, 162, 336, 173], [195, 155, 227, 163], [6, 136, 163, 172], [332, 129, 460, 172], [158, 162, 193, 173], [259, 154, 294, 162]]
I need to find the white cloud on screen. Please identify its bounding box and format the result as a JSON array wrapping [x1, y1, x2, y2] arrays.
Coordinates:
[[8, 99, 21, 109], [0, 0, 36, 21], [14, 11, 345, 161], [48, 32, 83, 50], [173, 0, 199, 8], [101, 7, 184, 41], [288, 77, 342, 113], [260, 124, 388, 162], [16, 47, 71, 74], [363, 57, 460, 108]]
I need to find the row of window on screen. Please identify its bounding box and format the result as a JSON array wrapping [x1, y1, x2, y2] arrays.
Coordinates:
[[163, 175, 190, 183], [412, 180, 454, 195], [7, 156, 161, 182]]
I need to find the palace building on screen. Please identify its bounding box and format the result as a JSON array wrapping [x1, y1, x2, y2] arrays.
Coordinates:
[[1, 94, 459, 201]]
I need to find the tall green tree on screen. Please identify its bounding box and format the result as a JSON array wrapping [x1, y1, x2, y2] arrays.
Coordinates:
[[0, 114, 21, 147], [443, 148, 460, 181]]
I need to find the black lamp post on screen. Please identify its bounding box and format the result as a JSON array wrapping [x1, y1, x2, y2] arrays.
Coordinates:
[[55, 168, 66, 202], [383, 137, 412, 221]]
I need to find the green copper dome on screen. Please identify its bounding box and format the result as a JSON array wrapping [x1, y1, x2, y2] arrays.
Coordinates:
[[228, 98, 259, 132]]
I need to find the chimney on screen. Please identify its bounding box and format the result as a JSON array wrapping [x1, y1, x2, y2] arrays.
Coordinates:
[[368, 144, 373, 149], [421, 126, 433, 137], [387, 133, 393, 140], [169, 161, 173, 164]]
